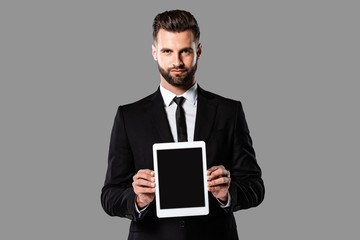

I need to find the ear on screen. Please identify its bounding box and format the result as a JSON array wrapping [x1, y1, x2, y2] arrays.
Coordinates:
[[196, 43, 202, 60], [152, 44, 157, 61]]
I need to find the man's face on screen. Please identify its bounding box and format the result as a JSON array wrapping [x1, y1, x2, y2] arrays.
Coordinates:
[[152, 29, 201, 88]]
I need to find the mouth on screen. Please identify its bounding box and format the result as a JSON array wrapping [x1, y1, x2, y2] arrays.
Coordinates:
[[171, 69, 186, 74]]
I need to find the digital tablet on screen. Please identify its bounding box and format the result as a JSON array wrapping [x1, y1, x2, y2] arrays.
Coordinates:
[[152, 141, 209, 218]]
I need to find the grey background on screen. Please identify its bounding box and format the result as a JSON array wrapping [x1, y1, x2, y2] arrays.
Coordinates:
[[1, 0, 359, 239]]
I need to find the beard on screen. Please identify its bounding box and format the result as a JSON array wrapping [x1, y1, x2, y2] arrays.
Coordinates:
[[157, 62, 198, 87]]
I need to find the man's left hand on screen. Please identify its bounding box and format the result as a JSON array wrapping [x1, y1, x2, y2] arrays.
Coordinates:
[[207, 165, 231, 202]]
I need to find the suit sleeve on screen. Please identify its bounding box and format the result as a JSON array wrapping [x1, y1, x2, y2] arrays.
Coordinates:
[[228, 101, 265, 212], [101, 106, 146, 221]]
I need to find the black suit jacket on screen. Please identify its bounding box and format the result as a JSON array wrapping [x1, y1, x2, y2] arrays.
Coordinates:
[[101, 86, 265, 240]]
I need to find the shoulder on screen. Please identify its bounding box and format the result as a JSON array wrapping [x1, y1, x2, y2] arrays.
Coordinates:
[[198, 86, 243, 109], [117, 89, 160, 113]]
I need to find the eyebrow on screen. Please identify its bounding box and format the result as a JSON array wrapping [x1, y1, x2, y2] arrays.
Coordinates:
[[160, 47, 193, 52], [160, 48, 172, 52]]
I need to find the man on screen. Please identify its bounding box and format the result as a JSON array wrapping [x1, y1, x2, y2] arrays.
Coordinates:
[[101, 10, 264, 240]]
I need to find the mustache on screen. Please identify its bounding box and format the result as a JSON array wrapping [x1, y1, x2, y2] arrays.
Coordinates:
[[169, 66, 186, 71]]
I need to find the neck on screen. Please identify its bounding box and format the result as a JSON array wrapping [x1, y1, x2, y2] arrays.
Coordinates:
[[160, 78, 196, 95]]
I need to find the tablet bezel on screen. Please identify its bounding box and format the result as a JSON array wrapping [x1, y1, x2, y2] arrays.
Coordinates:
[[152, 141, 209, 218]]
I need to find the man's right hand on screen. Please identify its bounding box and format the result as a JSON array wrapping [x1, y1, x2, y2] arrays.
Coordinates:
[[132, 169, 156, 209]]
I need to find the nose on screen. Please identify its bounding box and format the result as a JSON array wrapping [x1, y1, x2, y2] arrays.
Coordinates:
[[172, 54, 183, 68]]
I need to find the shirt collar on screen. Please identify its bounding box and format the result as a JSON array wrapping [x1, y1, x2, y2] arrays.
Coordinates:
[[160, 83, 198, 107]]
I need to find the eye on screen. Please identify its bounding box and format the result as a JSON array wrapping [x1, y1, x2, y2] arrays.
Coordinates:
[[162, 49, 172, 54], [181, 49, 192, 55]]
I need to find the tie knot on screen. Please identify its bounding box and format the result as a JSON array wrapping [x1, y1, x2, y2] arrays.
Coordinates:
[[173, 96, 185, 106]]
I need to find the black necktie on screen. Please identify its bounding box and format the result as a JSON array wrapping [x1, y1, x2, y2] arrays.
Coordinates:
[[173, 96, 188, 142]]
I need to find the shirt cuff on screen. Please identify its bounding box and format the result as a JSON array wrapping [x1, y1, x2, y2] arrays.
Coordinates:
[[135, 198, 149, 216], [216, 192, 231, 208]]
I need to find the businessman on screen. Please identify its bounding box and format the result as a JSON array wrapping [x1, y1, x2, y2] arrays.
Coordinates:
[[101, 10, 265, 240]]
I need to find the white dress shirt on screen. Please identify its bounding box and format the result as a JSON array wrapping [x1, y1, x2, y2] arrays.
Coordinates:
[[159, 83, 198, 142]]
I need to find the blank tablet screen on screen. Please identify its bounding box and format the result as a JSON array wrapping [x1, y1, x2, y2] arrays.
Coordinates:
[[156, 147, 205, 209]]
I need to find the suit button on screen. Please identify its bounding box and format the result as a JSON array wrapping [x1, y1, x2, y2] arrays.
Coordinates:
[[179, 220, 185, 228]]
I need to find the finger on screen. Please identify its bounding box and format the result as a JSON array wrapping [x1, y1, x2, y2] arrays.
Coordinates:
[[133, 185, 156, 194], [135, 173, 155, 182], [134, 179, 156, 188], [136, 169, 155, 178], [208, 167, 228, 180], [134, 170, 155, 181], [208, 177, 231, 187], [208, 181, 230, 192], [217, 169, 231, 178], [208, 185, 227, 192], [207, 165, 224, 174], [137, 169, 155, 176]]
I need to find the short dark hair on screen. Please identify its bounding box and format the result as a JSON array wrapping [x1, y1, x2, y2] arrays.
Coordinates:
[[152, 10, 200, 43]]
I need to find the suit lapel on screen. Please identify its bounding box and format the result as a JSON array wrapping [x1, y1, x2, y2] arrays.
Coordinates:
[[146, 88, 174, 143], [146, 86, 217, 143], [194, 86, 218, 142]]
